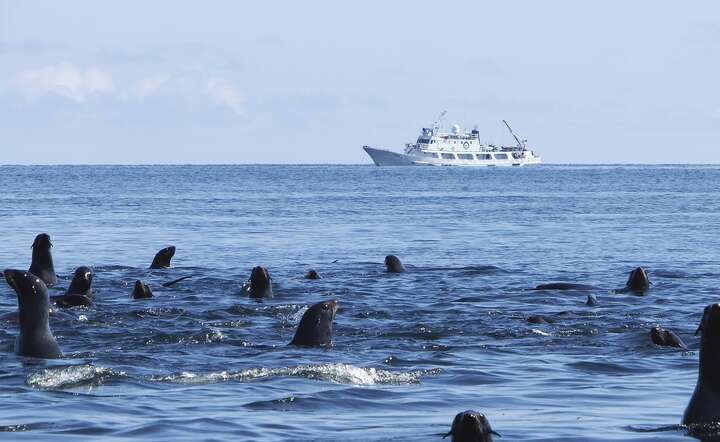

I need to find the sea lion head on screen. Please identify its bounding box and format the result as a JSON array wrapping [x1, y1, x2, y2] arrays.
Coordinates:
[[289, 299, 338, 346], [625, 267, 650, 292], [384, 255, 405, 273], [444, 410, 500, 442], [150, 246, 176, 269]]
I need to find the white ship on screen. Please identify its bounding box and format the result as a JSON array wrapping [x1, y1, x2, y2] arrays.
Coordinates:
[[363, 113, 541, 167]]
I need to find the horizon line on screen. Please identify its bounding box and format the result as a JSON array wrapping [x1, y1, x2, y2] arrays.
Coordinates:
[[1, 162, 720, 167]]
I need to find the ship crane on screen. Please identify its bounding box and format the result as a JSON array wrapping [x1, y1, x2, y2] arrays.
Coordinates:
[[502, 120, 526, 150]]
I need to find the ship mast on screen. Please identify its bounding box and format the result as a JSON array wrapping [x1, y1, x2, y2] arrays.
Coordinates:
[[502, 119, 524, 150], [433, 111, 447, 133]]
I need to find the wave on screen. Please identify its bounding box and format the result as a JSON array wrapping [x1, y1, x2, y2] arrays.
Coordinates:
[[26, 364, 125, 389], [151, 363, 441, 386]]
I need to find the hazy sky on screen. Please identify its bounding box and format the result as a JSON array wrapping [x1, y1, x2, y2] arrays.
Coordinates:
[[1, 1, 719, 164]]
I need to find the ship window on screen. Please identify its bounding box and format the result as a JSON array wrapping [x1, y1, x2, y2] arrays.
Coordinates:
[[457, 154, 473, 160], [477, 154, 492, 160], [433, 153, 440, 158], [494, 153, 508, 160], [441, 153, 456, 159]]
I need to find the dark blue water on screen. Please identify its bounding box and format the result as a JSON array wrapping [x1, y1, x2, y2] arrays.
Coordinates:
[[0, 165, 719, 441]]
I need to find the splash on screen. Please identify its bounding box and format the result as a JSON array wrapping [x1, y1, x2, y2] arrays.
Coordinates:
[[152, 363, 440, 386], [27, 364, 124, 389]]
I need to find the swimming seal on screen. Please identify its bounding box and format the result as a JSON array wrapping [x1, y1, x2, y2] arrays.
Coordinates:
[[245, 266, 273, 298], [289, 299, 338, 346], [586, 294, 599, 306], [304, 270, 321, 280], [650, 326, 686, 349], [616, 267, 651, 293], [533, 283, 596, 291], [683, 304, 720, 425], [150, 246, 175, 269], [51, 266, 93, 308], [527, 315, 555, 324], [3, 269, 63, 358], [443, 410, 500, 442], [132, 280, 153, 299], [28, 233, 57, 286], [385, 255, 405, 273]]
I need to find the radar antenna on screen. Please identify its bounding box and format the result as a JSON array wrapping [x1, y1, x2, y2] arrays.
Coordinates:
[[502, 119, 524, 149], [433, 111, 447, 131]]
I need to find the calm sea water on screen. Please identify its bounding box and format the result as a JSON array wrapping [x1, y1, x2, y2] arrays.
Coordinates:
[[0, 165, 719, 441]]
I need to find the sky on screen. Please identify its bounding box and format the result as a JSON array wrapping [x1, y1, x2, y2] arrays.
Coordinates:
[[1, 1, 719, 164]]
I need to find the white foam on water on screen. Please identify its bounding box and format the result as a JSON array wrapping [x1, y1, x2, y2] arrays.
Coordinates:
[[152, 363, 439, 386], [27, 364, 124, 389]]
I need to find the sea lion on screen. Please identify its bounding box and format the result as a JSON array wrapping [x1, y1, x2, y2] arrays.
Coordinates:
[[385, 255, 405, 273], [3, 269, 63, 358], [533, 283, 596, 291], [245, 266, 273, 298], [149, 246, 175, 269], [617, 267, 651, 293], [586, 294, 599, 306], [132, 280, 153, 299], [28, 233, 57, 286], [683, 304, 720, 425], [51, 266, 93, 308], [650, 326, 686, 349], [304, 270, 321, 280], [289, 299, 338, 346], [527, 315, 555, 324], [443, 410, 500, 442]]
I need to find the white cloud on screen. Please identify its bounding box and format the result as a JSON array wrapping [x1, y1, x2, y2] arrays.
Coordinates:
[[16, 63, 115, 102], [12, 65, 245, 116], [132, 74, 170, 99], [205, 77, 244, 115]]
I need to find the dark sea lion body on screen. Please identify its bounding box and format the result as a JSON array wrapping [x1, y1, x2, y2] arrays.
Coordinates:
[[534, 283, 596, 291], [684, 304, 720, 425], [289, 300, 338, 346], [617, 267, 651, 293], [28, 233, 57, 287], [650, 326, 686, 349], [304, 270, 321, 280], [132, 280, 153, 299], [443, 410, 500, 442], [527, 315, 555, 324], [52, 266, 93, 308], [586, 294, 599, 306], [384, 255, 405, 273], [3, 269, 62, 359], [150, 246, 175, 269], [246, 266, 273, 298]]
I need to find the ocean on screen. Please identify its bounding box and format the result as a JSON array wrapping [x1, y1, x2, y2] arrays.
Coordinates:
[[0, 164, 718, 441]]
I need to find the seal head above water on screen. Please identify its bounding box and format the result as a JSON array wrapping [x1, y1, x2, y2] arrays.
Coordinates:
[[304, 269, 321, 280], [289, 300, 338, 346], [52, 266, 94, 308], [132, 280, 153, 299], [683, 304, 720, 425], [443, 410, 500, 442], [3, 269, 63, 359], [29, 233, 57, 287], [384, 255, 405, 273], [650, 326, 686, 349], [621, 267, 651, 293], [150, 246, 175, 269], [246, 266, 273, 298]]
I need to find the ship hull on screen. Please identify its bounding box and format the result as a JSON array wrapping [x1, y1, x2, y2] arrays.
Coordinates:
[[363, 146, 541, 167]]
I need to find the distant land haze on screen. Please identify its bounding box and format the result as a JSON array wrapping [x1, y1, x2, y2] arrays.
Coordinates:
[[1, 0, 719, 164]]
